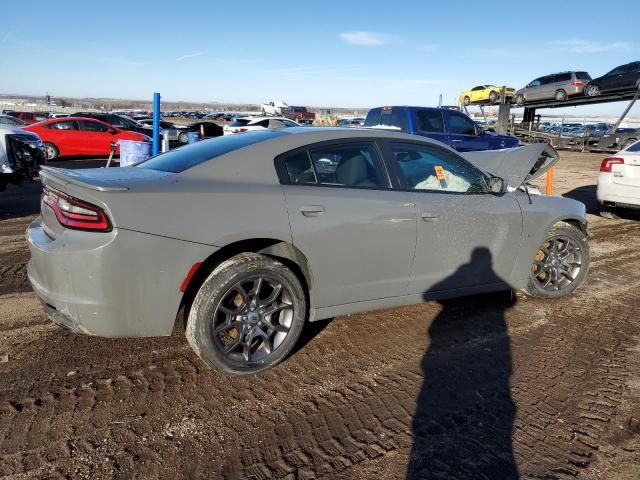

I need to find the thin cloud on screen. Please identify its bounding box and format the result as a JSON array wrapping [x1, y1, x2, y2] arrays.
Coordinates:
[[176, 52, 203, 61], [339, 31, 389, 47], [549, 40, 630, 53]]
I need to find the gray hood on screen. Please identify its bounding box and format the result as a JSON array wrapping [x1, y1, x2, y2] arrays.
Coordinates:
[[462, 143, 559, 187]]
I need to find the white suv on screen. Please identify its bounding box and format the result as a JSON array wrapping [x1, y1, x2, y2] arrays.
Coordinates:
[[597, 139, 640, 218], [223, 116, 301, 135]]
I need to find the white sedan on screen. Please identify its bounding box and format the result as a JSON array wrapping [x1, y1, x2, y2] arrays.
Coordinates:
[[597, 139, 640, 218], [223, 116, 301, 135]]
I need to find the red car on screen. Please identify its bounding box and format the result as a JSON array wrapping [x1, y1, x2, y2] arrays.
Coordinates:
[[7, 111, 50, 124], [24, 117, 148, 160]]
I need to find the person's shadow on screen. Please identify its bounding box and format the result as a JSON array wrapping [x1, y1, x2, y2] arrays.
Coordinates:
[[407, 247, 518, 479]]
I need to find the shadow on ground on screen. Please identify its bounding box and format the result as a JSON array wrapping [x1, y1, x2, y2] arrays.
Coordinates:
[[407, 248, 518, 479]]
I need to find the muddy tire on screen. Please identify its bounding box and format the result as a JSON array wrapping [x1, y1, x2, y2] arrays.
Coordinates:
[[524, 222, 590, 299], [178, 132, 189, 144], [463, 96, 471, 106], [489, 91, 498, 103], [555, 89, 568, 101], [516, 94, 525, 106], [186, 253, 307, 376]]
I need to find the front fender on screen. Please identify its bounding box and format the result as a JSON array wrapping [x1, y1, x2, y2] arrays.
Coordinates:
[[507, 192, 588, 288]]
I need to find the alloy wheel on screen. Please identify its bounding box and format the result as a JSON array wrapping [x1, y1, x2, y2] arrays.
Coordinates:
[[210, 275, 294, 365], [531, 235, 583, 292]]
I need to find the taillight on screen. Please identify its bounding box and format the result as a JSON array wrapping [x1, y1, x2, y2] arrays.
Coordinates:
[[571, 81, 584, 86], [600, 157, 624, 173], [42, 186, 111, 231]]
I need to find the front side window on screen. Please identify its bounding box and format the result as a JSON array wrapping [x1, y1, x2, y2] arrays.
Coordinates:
[[414, 109, 444, 134], [448, 112, 476, 135], [528, 79, 541, 88], [390, 142, 487, 193], [281, 142, 390, 189]]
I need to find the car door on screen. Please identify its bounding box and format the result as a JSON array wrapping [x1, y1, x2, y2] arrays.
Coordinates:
[[445, 111, 490, 151], [77, 119, 113, 155], [45, 120, 80, 155], [277, 140, 417, 308], [385, 141, 523, 294], [525, 77, 544, 101], [411, 109, 449, 145], [616, 63, 640, 90]]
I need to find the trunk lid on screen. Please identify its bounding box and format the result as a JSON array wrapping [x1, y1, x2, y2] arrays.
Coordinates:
[[612, 152, 640, 188], [461, 143, 559, 187]]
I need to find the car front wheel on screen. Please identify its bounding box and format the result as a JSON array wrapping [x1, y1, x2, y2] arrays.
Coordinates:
[[524, 222, 590, 298], [186, 253, 307, 375], [515, 94, 525, 106]]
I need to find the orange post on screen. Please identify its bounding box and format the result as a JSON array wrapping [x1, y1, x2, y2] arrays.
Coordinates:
[[545, 167, 554, 196]]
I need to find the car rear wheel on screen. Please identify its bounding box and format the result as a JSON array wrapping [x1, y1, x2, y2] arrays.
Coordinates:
[[463, 96, 471, 106], [186, 253, 307, 376], [585, 84, 600, 97], [515, 94, 525, 106], [43, 142, 59, 161], [178, 132, 189, 143], [524, 222, 590, 298], [489, 91, 498, 103], [555, 89, 568, 101]]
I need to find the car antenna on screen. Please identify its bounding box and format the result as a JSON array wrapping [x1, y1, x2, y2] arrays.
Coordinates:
[[523, 183, 533, 205]]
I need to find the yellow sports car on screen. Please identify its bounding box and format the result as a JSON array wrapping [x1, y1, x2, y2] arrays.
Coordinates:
[[459, 85, 516, 106]]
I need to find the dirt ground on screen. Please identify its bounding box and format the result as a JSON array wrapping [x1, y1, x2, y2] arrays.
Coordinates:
[[0, 151, 639, 480]]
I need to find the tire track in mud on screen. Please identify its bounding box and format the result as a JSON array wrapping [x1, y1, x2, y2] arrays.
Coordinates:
[[0, 261, 30, 295], [1, 278, 638, 479]]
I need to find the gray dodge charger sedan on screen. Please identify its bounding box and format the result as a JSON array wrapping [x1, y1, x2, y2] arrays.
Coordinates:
[[27, 128, 590, 375]]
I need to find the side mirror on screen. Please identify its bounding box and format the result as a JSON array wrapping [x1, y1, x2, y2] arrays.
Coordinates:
[[109, 128, 118, 134], [488, 176, 506, 194]]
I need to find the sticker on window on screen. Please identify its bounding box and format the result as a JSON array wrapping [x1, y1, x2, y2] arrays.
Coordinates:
[[434, 165, 446, 181]]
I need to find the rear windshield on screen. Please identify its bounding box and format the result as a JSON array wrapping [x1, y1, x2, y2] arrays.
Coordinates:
[[625, 140, 640, 152], [136, 130, 286, 173], [575, 71, 591, 81], [364, 108, 407, 131], [228, 118, 252, 127]]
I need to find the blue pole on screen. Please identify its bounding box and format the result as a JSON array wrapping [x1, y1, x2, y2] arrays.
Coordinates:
[[152, 92, 160, 155]]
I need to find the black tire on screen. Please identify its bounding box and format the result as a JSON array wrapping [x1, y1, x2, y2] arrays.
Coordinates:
[[599, 207, 620, 220], [515, 94, 525, 106], [489, 91, 498, 103], [524, 222, 590, 299], [463, 96, 471, 106], [585, 83, 600, 97], [178, 132, 189, 143], [555, 89, 568, 101], [620, 137, 637, 150], [186, 253, 307, 376], [43, 142, 59, 161]]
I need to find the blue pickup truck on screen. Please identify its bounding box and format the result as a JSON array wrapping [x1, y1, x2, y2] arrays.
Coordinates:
[[364, 106, 518, 152]]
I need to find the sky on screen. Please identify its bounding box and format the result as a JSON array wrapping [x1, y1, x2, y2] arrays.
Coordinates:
[[1, 0, 639, 117]]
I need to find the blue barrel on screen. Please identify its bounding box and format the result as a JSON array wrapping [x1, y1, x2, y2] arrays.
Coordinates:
[[186, 132, 200, 144], [119, 140, 152, 167]]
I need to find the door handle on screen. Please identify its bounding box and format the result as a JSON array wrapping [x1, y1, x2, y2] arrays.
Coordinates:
[[451, 139, 462, 143], [421, 212, 440, 222], [300, 205, 325, 217]]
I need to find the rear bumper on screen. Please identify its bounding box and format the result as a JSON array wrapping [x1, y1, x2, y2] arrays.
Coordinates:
[[597, 174, 640, 209], [27, 217, 215, 337]]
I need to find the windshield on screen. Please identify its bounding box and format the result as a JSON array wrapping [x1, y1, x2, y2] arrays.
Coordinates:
[[136, 129, 287, 173]]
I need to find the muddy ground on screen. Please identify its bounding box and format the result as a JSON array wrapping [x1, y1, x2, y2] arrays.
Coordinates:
[[0, 151, 638, 479]]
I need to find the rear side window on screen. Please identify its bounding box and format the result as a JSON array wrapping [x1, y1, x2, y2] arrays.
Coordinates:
[[281, 142, 390, 189], [229, 119, 252, 127], [78, 120, 109, 132], [137, 130, 286, 173], [575, 71, 591, 81], [46, 121, 78, 130], [556, 73, 571, 82], [414, 109, 444, 133]]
